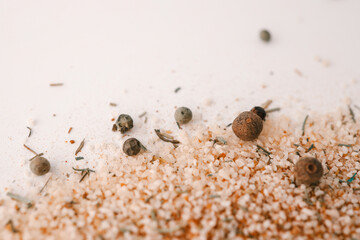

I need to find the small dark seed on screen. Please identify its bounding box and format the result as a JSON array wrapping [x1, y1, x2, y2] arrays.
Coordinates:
[[260, 29, 271, 42], [113, 114, 134, 134], [250, 106, 266, 120], [232, 111, 263, 141], [295, 157, 323, 186], [30, 156, 51, 176], [123, 138, 141, 156], [175, 107, 192, 125]]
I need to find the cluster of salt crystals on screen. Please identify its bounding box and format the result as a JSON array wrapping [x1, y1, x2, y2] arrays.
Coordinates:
[[1, 109, 360, 239]]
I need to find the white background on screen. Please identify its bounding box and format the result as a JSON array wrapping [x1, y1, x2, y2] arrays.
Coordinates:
[[0, 0, 359, 192]]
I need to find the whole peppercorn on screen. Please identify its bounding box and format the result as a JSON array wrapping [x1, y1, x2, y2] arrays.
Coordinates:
[[112, 114, 134, 133], [232, 111, 263, 141], [30, 156, 51, 176], [260, 29, 271, 42], [123, 138, 141, 156], [175, 107, 192, 125], [295, 157, 323, 186], [251, 106, 266, 120]]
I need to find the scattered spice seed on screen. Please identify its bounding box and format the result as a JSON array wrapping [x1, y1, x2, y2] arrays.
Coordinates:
[[75, 139, 85, 156], [75, 156, 84, 161], [49, 83, 63, 87], [5, 220, 19, 233], [232, 111, 263, 141], [266, 107, 281, 114], [139, 112, 147, 118], [109, 102, 117, 107], [112, 114, 134, 133], [123, 138, 142, 156], [295, 157, 323, 186], [175, 107, 193, 125], [338, 144, 352, 147], [39, 175, 52, 193], [154, 129, 180, 144], [174, 87, 181, 93], [23, 144, 38, 155], [259, 29, 271, 42], [306, 144, 314, 153], [256, 145, 271, 156], [30, 156, 51, 176], [349, 105, 356, 123], [302, 115, 309, 136], [27, 127, 32, 137], [68, 127, 73, 134], [6, 192, 33, 208]]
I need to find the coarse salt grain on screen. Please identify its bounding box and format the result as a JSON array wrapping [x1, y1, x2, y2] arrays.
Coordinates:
[[1, 109, 360, 239]]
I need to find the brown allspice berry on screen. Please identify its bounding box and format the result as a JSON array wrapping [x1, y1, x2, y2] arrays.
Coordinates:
[[30, 156, 51, 176], [123, 138, 141, 156], [232, 111, 263, 141], [295, 157, 323, 186]]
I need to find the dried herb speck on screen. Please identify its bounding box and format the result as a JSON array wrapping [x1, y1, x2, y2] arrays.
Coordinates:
[[349, 105, 356, 123], [306, 144, 314, 153], [256, 145, 271, 156], [154, 129, 180, 145], [75, 139, 85, 156], [39, 175, 52, 193], [49, 83, 63, 87], [72, 167, 95, 183], [174, 87, 181, 93], [5, 220, 19, 233], [23, 144, 38, 155], [139, 112, 147, 118], [338, 144, 352, 147], [266, 107, 281, 114], [6, 192, 33, 208], [27, 127, 32, 137], [75, 156, 84, 161], [302, 115, 309, 136], [109, 102, 117, 107]]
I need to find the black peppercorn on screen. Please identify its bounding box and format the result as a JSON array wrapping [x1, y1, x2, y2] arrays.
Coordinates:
[[295, 157, 323, 186], [123, 138, 141, 156], [232, 111, 263, 141], [112, 114, 134, 134], [260, 29, 271, 42], [251, 106, 266, 120], [175, 107, 192, 125], [30, 156, 51, 176]]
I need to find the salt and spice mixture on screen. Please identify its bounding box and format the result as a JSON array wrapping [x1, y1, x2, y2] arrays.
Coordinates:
[[0, 106, 360, 240]]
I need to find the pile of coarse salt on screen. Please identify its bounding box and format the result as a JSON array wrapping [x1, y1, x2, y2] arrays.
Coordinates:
[[1, 107, 360, 240]]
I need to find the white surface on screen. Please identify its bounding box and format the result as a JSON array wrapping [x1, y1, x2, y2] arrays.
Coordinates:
[[0, 0, 360, 192]]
